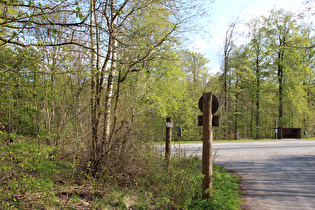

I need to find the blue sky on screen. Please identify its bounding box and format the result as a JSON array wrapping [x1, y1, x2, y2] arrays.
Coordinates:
[[191, 0, 312, 74]]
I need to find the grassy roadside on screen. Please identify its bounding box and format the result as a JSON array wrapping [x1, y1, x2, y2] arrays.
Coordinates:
[[153, 139, 281, 145], [164, 137, 315, 144], [0, 137, 242, 209]]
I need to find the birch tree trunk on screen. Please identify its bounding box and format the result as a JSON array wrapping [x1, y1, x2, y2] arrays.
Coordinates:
[[102, 0, 117, 156]]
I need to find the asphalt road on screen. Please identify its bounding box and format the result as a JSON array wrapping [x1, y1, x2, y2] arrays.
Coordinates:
[[174, 139, 315, 210]]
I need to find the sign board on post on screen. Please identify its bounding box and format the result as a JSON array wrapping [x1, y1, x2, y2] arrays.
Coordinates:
[[166, 122, 173, 128], [198, 93, 219, 127], [198, 115, 219, 127], [177, 126, 182, 137], [198, 94, 220, 114]]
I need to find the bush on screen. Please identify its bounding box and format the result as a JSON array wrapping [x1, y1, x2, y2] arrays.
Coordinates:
[[140, 153, 203, 209], [131, 148, 242, 209]]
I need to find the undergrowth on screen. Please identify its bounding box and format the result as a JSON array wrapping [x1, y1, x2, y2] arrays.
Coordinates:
[[134, 149, 242, 209], [0, 136, 242, 209], [0, 137, 74, 209]]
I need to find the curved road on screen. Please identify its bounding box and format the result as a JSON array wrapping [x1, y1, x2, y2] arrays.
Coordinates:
[[176, 140, 315, 210]]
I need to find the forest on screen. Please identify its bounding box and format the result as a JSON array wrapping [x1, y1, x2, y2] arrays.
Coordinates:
[[0, 0, 314, 208]]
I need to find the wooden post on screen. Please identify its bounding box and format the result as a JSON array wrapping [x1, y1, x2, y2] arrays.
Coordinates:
[[202, 93, 213, 199], [165, 117, 172, 168]]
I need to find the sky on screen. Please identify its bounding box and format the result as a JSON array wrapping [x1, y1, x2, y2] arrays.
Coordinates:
[[191, 0, 312, 74]]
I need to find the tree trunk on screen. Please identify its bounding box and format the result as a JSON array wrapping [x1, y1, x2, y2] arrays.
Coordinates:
[[255, 56, 260, 140], [89, 0, 98, 172], [234, 92, 238, 140], [278, 50, 284, 127], [102, 0, 117, 155]]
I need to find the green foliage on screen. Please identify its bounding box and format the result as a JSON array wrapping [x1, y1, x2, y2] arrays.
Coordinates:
[[119, 49, 209, 142], [126, 50, 211, 142], [0, 45, 43, 137], [218, 8, 315, 139], [0, 137, 73, 209]]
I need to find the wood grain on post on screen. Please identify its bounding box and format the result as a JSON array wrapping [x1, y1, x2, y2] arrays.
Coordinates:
[[202, 93, 213, 199], [165, 117, 172, 168]]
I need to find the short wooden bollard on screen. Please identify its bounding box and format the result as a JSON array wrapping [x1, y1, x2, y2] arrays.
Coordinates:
[[165, 117, 173, 168]]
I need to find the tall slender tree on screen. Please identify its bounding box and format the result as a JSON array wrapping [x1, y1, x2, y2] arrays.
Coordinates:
[[247, 18, 270, 139], [220, 16, 239, 139]]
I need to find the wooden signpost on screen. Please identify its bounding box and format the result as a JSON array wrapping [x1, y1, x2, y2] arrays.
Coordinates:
[[198, 92, 219, 199]]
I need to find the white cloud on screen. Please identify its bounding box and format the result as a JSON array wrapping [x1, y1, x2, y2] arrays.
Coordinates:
[[190, 36, 212, 52]]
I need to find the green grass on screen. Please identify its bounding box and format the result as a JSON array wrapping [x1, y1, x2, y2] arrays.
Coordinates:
[[0, 138, 74, 209], [191, 164, 242, 209]]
